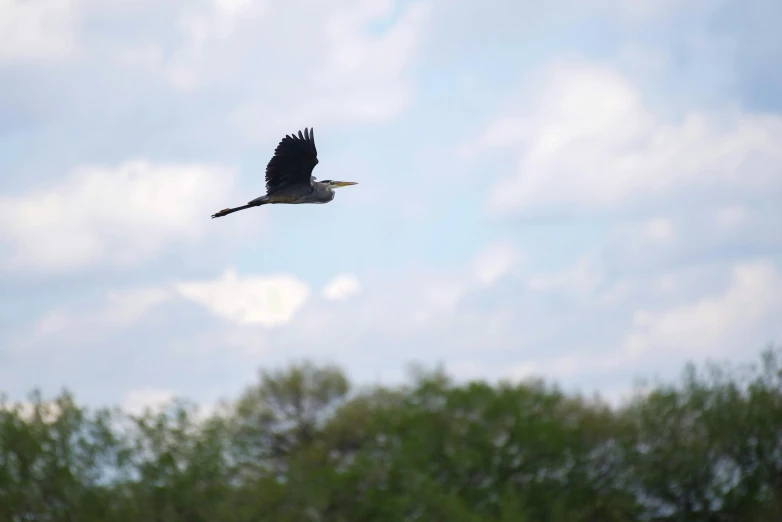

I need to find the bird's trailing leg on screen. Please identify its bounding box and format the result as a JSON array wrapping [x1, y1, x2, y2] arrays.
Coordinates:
[[211, 203, 263, 218]]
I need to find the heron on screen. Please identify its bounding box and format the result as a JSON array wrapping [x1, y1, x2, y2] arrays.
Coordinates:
[[211, 127, 357, 218]]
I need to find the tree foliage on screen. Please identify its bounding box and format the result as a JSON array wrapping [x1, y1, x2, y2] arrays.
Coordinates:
[[1, 349, 781, 521]]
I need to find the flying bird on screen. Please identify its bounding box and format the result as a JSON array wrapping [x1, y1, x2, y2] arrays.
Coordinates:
[[211, 128, 357, 218]]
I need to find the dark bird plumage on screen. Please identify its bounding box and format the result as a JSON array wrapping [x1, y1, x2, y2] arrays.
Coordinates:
[[264, 128, 319, 194], [211, 128, 357, 219]]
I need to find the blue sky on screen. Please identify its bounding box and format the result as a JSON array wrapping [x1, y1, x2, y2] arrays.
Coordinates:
[[1, 0, 781, 413]]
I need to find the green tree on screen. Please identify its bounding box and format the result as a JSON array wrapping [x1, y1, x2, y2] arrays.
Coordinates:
[[1, 347, 781, 522]]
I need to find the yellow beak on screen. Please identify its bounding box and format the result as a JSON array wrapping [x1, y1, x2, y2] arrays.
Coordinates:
[[333, 181, 358, 187]]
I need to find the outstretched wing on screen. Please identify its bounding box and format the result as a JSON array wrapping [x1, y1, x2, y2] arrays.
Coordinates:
[[265, 128, 319, 193]]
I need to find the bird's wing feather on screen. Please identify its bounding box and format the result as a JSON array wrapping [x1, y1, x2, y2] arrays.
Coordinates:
[[265, 128, 319, 193]]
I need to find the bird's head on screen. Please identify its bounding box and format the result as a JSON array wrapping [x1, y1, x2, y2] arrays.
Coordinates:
[[322, 180, 358, 189]]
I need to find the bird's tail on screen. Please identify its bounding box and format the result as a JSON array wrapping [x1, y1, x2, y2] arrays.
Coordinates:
[[211, 202, 265, 219]]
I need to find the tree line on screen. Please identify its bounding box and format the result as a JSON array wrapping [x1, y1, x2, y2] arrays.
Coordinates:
[[1, 348, 781, 522]]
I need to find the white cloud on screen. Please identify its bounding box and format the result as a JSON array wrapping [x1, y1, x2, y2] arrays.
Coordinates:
[[0, 399, 63, 423], [503, 356, 582, 382], [462, 258, 782, 397], [164, 0, 270, 90], [322, 274, 361, 301], [0, 0, 432, 161], [306, 242, 523, 340], [101, 288, 172, 326], [506, 362, 540, 381], [123, 389, 236, 422], [443, 355, 592, 387], [595, 206, 782, 278], [643, 217, 676, 243], [214, 0, 255, 16], [0, 160, 234, 273], [471, 60, 782, 217], [2, 0, 780, 415], [527, 257, 605, 299], [264, 241, 527, 355], [175, 268, 310, 327], [374, 241, 523, 328], [599, 0, 712, 22], [303, 0, 432, 125], [122, 388, 176, 416], [714, 205, 751, 231], [194, 241, 524, 360], [0, 0, 78, 64], [17, 287, 171, 352], [40, 288, 169, 335], [472, 241, 521, 286], [132, 0, 433, 132], [623, 259, 782, 360], [8, 233, 781, 409]]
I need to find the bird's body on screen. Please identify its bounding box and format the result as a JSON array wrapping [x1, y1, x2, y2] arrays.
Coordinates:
[[211, 128, 356, 218]]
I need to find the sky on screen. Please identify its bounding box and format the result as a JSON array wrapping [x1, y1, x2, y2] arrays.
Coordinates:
[[1, 0, 781, 413]]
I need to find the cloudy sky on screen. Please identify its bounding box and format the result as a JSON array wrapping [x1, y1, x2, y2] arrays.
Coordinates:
[[1, 0, 781, 412]]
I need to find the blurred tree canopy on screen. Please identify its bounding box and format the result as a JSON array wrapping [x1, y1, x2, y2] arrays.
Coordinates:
[[2, 348, 781, 522]]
